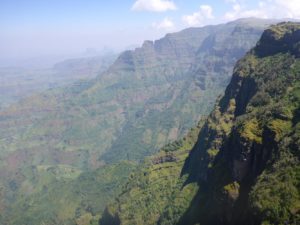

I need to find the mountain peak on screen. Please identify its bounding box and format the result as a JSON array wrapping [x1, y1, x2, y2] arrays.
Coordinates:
[[255, 22, 300, 57]]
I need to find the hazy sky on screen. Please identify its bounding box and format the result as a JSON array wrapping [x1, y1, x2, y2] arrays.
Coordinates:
[[1, 0, 300, 60]]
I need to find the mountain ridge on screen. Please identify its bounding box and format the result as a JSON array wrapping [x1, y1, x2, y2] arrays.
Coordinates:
[[0, 18, 280, 225], [101, 21, 300, 225]]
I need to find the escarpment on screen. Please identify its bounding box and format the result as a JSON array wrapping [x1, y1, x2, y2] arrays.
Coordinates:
[[102, 22, 300, 225]]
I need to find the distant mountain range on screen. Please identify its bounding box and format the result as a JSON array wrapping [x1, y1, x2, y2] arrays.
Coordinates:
[[0, 53, 117, 108], [0, 18, 287, 225]]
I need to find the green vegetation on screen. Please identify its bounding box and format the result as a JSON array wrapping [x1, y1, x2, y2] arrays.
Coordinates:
[[2, 161, 136, 225], [240, 118, 262, 143], [102, 22, 300, 225], [101, 121, 203, 225], [0, 19, 269, 225], [250, 152, 300, 225]]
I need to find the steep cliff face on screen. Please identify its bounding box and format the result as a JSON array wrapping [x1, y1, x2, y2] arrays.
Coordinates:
[[0, 19, 268, 169], [0, 19, 274, 225], [101, 19, 268, 163], [102, 22, 300, 225], [180, 22, 300, 225]]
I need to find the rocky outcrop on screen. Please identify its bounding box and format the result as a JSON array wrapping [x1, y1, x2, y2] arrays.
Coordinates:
[[151, 152, 178, 164], [255, 22, 300, 57]]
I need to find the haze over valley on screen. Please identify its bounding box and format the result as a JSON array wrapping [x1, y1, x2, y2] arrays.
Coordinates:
[[1, 1, 300, 225]]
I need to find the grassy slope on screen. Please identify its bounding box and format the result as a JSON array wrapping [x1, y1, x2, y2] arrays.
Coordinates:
[[101, 120, 204, 225]]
